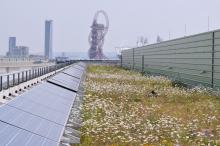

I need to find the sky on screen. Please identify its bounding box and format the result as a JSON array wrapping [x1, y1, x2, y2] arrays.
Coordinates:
[[0, 0, 220, 56]]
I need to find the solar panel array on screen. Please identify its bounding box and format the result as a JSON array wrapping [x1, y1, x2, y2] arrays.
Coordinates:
[[0, 62, 86, 146]]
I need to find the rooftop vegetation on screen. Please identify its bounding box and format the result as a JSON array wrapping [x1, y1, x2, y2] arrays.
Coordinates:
[[77, 65, 220, 146]]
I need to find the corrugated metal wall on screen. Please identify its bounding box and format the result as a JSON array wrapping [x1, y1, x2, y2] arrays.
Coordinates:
[[122, 29, 220, 88]]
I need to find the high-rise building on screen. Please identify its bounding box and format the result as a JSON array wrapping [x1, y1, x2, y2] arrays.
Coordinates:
[[8, 37, 16, 55], [7, 37, 29, 58], [44, 20, 53, 60]]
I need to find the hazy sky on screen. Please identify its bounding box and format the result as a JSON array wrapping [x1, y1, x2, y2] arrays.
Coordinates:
[[0, 0, 220, 55]]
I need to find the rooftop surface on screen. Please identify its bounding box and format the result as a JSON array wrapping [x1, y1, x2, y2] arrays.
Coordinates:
[[79, 65, 220, 146]]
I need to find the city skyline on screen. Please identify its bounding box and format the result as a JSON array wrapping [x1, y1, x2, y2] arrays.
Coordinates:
[[0, 0, 220, 55]]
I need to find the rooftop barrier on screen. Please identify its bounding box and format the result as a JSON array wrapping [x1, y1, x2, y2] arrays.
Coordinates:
[[122, 29, 220, 88]]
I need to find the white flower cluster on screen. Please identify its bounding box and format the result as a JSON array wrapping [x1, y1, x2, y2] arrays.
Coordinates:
[[80, 65, 220, 145]]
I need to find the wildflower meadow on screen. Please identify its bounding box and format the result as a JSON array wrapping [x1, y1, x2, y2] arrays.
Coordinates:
[[77, 65, 220, 146]]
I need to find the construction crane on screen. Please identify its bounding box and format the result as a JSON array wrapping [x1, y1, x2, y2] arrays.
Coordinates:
[[88, 10, 109, 59]]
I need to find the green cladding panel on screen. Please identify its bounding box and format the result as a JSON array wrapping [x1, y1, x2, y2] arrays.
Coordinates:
[[121, 30, 220, 88]]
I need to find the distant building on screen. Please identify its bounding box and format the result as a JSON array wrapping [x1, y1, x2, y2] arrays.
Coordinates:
[[7, 37, 29, 58], [55, 56, 69, 64], [29, 54, 45, 60], [44, 20, 53, 60], [7, 37, 16, 56], [11, 46, 29, 58], [15, 46, 29, 57]]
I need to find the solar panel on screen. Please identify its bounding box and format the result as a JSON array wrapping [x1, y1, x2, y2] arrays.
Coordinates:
[[73, 64, 85, 71], [0, 121, 58, 146], [62, 67, 84, 79], [0, 62, 85, 145], [0, 105, 63, 142], [53, 72, 81, 83], [77, 62, 86, 68], [47, 73, 81, 92], [8, 83, 76, 125], [0, 81, 79, 145]]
